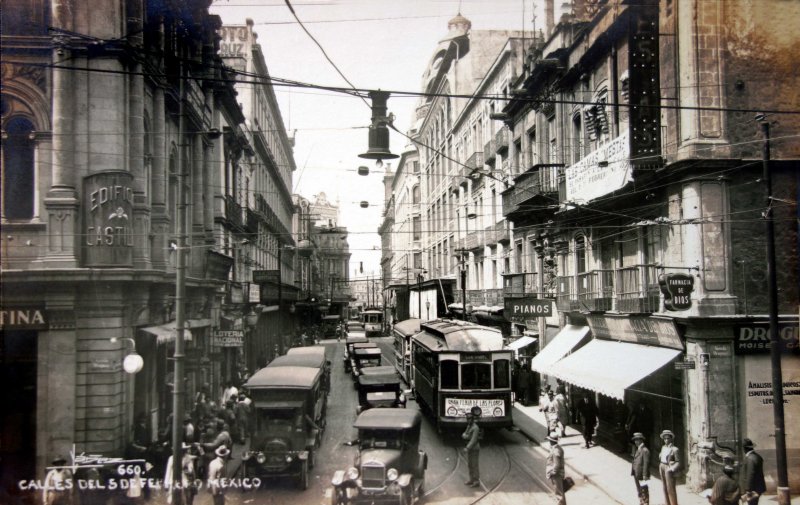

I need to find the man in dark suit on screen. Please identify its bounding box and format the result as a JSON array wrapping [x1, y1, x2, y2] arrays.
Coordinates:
[[741, 438, 766, 505], [631, 432, 651, 505], [576, 393, 598, 448]]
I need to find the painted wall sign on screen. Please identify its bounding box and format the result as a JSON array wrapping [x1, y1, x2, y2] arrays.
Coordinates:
[[505, 298, 553, 319], [82, 171, 134, 266], [733, 321, 800, 355], [565, 131, 633, 203], [0, 306, 48, 329], [658, 273, 695, 311], [587, 314, 683, 350]]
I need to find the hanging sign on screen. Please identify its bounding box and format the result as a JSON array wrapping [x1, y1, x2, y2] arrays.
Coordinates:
[[659, 273, 694, 311], [212, 329, 244, 347]]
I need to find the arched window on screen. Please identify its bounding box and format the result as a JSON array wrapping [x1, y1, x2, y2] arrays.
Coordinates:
[[412, 184, 420, 204], [2, 116, 35, 219]]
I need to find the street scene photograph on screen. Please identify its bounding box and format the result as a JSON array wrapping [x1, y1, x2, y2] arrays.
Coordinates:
[[1, 1, 799, 505]]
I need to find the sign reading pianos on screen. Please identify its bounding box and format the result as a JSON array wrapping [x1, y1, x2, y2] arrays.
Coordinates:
[[82, 171, 134, 267]]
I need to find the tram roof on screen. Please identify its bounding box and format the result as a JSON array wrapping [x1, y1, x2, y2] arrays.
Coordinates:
[[413, 319, 505, 351], [393, 318, 421, 337]]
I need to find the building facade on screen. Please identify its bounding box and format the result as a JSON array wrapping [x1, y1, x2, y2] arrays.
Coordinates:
[[1, 0, 246, 489], [500, 0, 799, 492]]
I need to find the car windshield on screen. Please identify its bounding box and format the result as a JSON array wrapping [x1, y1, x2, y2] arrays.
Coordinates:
[[256, 408, 302, 431], [358, 429, 404, 450], [357, 357, 381, 367]]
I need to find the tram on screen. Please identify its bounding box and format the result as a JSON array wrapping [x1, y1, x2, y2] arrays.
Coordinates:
[[411, 319, 513, 431], [361, 308, 384, 338]]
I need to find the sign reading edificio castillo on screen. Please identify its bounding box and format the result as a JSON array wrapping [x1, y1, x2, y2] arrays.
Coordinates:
[[82, 171, 134, 267]]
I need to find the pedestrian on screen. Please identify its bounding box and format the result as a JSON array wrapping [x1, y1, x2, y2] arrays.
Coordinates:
[[576, 394, 598, 448], [709, 465, 740, 505], [207, 445, 229, 505], [183, 413, 196, 443], [658, 429, 681, 505], [462, 406, 482, 487], [234, 393, 251, 444], [43, 455, 74, 505], [741, 438, 766, 505], [555, 391, 570, 437], [544, 390, 560, 434], [221, 381, 238, 407], [545, 433, 566, 505], [626, 402, 653, 451], [165, 442, 200, 505], [631, 432, 651, 505]]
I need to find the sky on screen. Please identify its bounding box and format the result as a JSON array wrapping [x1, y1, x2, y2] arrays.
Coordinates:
[[210, 0, 544, 279]]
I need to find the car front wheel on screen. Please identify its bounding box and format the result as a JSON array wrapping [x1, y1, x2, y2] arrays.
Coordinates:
[[331, 487, 347, 505]]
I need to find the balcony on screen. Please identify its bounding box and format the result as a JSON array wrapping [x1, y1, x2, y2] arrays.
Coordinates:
[[484, 139, 497, 165], [556, 275, 579, 312], [615, 264, 661, 313], [496, 127, 509, 154], [502, 272, 539, 298], [576, 270, 614, 312], [502, 164, 563, 219], [224, 195, 244, 230], [464, 231, 481, 251], [484, 222, 510, 245], [466, 151, 484, 171]]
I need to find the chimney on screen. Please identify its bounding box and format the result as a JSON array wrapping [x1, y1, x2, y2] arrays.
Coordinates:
[[545, 0, 555, 38]]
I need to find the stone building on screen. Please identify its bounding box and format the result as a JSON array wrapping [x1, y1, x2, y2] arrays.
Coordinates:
[[0, 0, 247, 490], [499, 0, 799, 492]]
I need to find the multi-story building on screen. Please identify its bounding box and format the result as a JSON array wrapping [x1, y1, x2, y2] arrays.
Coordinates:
[[215, 19, 298, 373], [499, 0, 799, 492], [1, 0, 245, 484], [313, 222, 352, 318]]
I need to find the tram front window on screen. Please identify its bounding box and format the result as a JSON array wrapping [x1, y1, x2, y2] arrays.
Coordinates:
[[461, 363, 491, 389], [493, 359, 510, 388], [441, 359, 458, 389]]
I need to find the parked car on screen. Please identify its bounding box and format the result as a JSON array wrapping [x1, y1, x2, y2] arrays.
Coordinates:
[[321, 315, 343, 339], [241, 366, 326, 489], [350, 347, 383, 379], [331, 409, 426, 505], [356, 370, 406, 414]]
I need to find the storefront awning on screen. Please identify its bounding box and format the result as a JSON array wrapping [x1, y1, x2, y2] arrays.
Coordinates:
[[141, 321, 193, 344], [547, 339, 682, 400], [530, 324, 590, 373], [506, 335, 537, 351]]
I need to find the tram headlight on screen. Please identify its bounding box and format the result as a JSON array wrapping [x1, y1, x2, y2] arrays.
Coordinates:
[[242, 451, 252, 462], [256, 453, 267, 464], [346, 467, 359, 480], [387, 468, 399, 481]]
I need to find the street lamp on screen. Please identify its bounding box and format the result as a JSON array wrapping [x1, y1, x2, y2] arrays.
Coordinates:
[[111, 337, 143, 374], [456, 203, 477, 321]]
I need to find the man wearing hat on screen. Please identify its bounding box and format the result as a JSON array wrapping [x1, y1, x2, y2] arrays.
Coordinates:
[[658, 429, 681, 505], [545, 433, 566, 505], [462, 406, 482, 487], [43, 456, 74, 505], [165, 442, 201, 505], [207, 445, 230, 505], [709, 465, 740, 505], [741, 438, 766, 505], [631, 433, 651, 505]]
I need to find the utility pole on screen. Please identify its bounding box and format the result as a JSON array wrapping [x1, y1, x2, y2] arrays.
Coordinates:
[[170, 44, 187, 505], [759, 116, 791, 505]]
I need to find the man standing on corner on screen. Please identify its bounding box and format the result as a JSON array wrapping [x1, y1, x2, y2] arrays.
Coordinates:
[[659, 430, 680, 505], [741, 438, 766, 505], [576, 393, 598, 449], [462, 406, 482, 487], [631, 432, 651, 505], [207, 445, 229, 505], [545, 433, 566, 505]]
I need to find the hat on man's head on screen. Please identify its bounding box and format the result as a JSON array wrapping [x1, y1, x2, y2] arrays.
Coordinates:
[[52, 455, 67, 465], [215, 445, 230, 458], [743, 438, 755, 448], [469, 406, 482, 417], [631, 432, 646, 442], [723, 465, 735, 476], [660, 429, 675, 439]]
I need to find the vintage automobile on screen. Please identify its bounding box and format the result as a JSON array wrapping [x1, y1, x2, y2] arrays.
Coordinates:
[[343, 336, 370, 372], [321, 315, 343, 339], [356, 370, 406, 414], [241, 366, 326, 489], [331, 409, 427, 505], [350, 347, 383, 379], [268, 352, 331, 395]]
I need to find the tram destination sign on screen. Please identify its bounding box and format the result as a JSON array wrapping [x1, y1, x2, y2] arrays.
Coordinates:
[[505, 298, 553, 319]]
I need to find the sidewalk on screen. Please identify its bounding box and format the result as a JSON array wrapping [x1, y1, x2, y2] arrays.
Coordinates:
[[511, 402, 797, 505]]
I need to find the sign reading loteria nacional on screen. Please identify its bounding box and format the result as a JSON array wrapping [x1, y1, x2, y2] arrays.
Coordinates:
[[565, 131, 632, 203]]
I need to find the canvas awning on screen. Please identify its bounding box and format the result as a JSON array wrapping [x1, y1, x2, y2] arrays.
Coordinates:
[[140, 319, 209, 344], [547, 339, 682, 400], [529, 325, 590, 373], [506, 335, 537, 351]]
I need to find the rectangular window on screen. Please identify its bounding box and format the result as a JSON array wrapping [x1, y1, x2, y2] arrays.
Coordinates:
[[527, 128, 537, 168], [413, 216, 421, 240]]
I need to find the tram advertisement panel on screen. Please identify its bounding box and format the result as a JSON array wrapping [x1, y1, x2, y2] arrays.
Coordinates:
[[444, 398, 505, 418]]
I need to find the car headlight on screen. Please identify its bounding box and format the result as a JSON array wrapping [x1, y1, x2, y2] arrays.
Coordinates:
[[256, 453, 267, 464], [286, 455, 293, 463], [346, 467, 359, 480], [387, 468, 399, 481], [242, 451, 252, 461]]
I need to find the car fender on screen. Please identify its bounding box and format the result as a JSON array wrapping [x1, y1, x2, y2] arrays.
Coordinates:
[[297, 450, 309, 461], [396, 474, 412, 488], [331, 470, 346, 486]]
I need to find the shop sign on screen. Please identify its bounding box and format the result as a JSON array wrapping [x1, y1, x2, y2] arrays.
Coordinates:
[[587, 314, 683, 350], [228, 282, 245, 304], [565, 131, 632, 203], [82, 171, 134, 267], [733, 321, 800, 355], [674, 359, 695, 370], [0, 306, 48, 330], [212, 329, 244, 347], [252, 270, 279, 284], [505, 298, 553, 319], [248, 282, 260, 303], [658, 273, 694, 311]]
